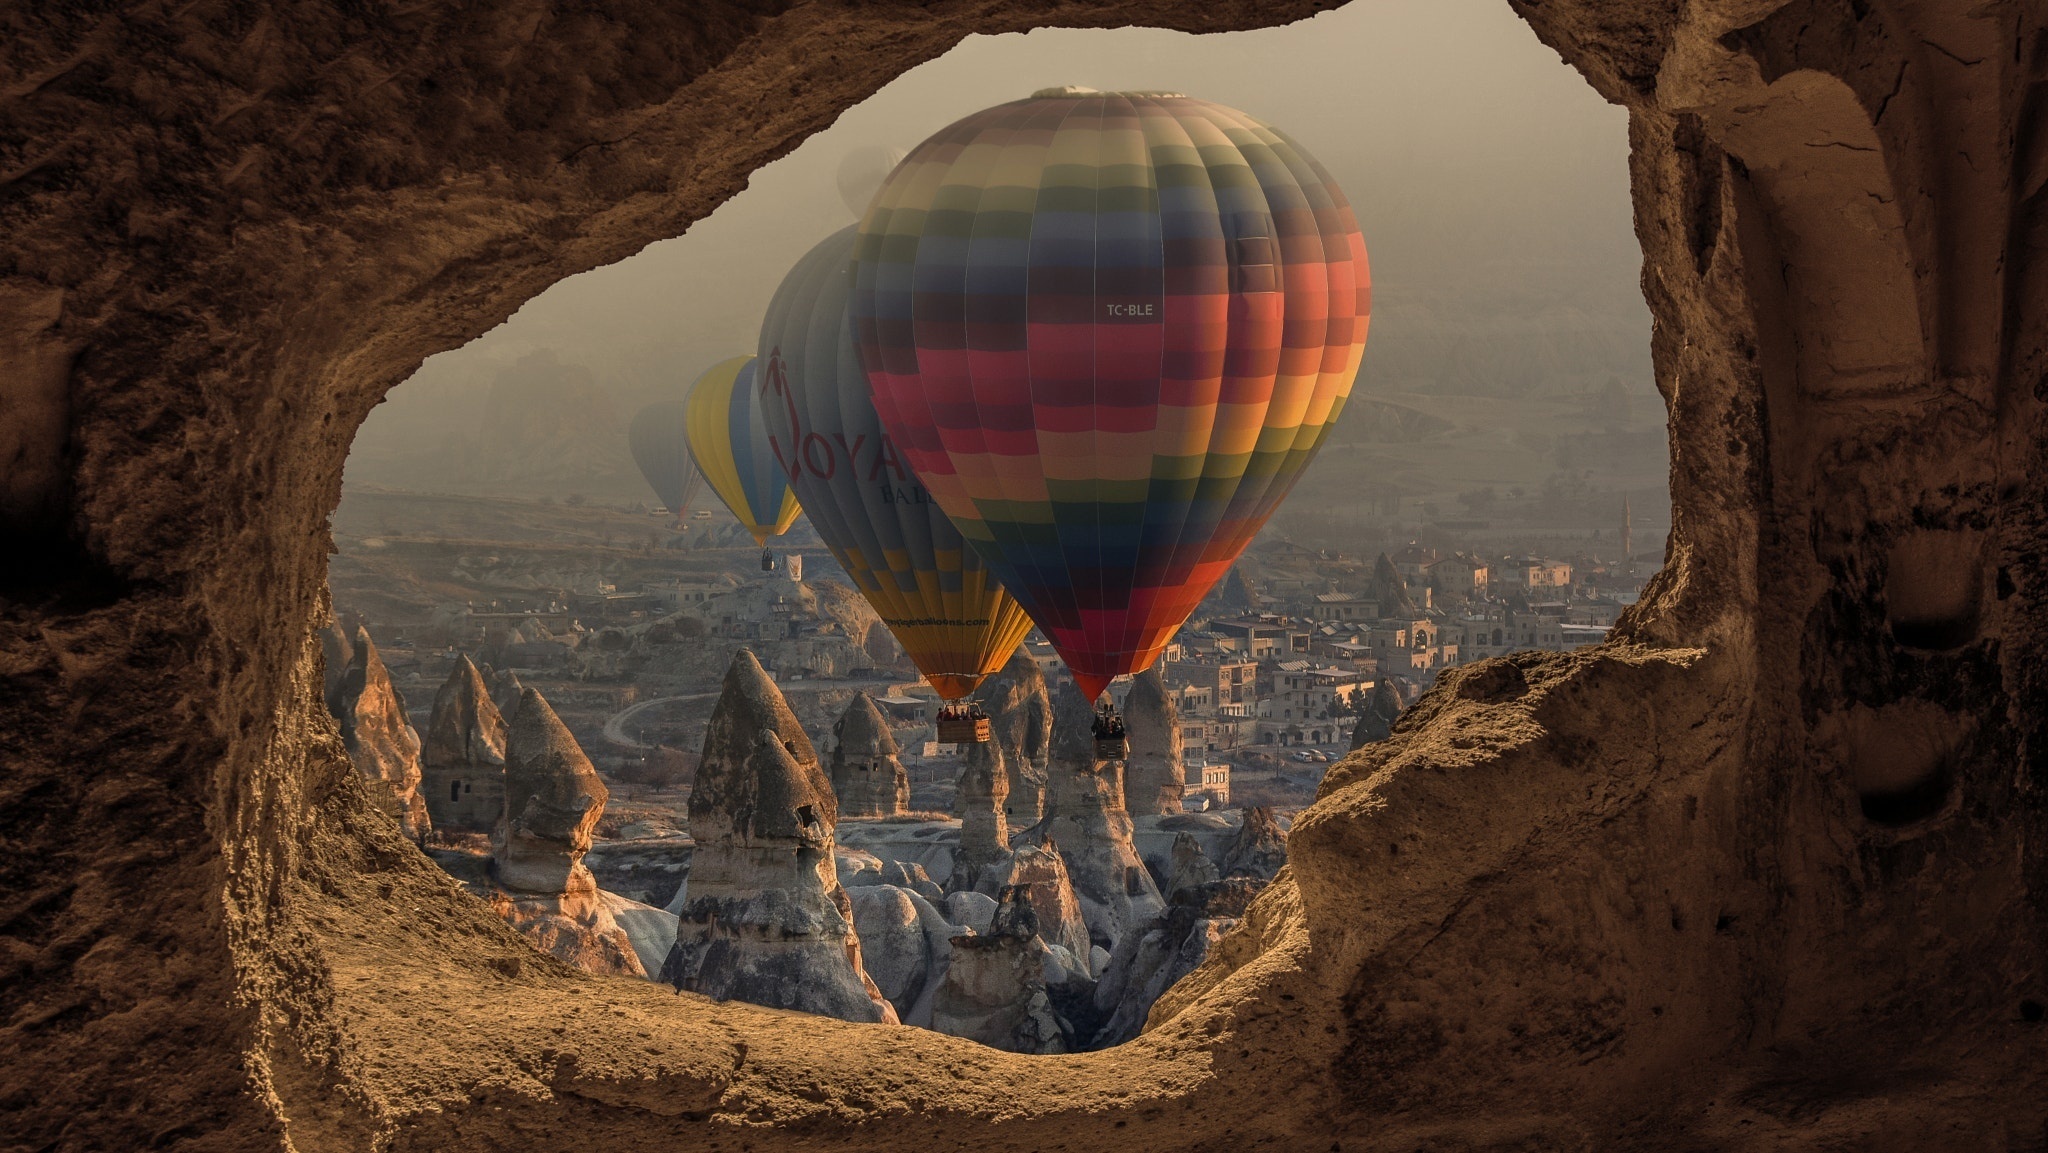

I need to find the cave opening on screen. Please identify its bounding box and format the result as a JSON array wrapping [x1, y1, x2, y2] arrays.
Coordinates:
[[321, 0, 1665, 1054], [7, 0, 2046, 1144]]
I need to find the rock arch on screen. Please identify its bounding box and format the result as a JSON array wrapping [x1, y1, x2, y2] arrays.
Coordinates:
[[3, 1, 2047, 1149]]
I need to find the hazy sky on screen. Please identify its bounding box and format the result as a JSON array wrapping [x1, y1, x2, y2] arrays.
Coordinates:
[[349, 0, 1646, 489]]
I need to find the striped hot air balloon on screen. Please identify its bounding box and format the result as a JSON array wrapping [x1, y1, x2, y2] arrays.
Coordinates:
[[851, 88, 1370, 703], [758, 226, 1035, 701], [684, 356, 802, 545]]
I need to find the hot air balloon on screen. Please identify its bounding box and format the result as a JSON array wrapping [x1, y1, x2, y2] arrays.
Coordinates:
[[835, 145, 908, 219], [852, 88, 1370, 704], [684, 356, 802, 548], [627, 403, 703, 525], [758, 226, 1035, 703]]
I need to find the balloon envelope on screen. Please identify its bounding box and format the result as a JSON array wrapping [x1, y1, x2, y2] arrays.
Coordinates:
[[627, 402, 703, 521], [684, 356, 802, 544], [758, 226, 1034, 701], [852, 88, 1370, 701], [836, 145, 908, 220]]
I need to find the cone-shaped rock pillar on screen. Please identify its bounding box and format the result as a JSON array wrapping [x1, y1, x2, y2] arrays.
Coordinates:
[[828, 691, 908, 818], [662, 650, 896, 1024], [494, 688, 607, 894], [422, 654, 508, 834], [983, 647, 1052, 825], [1350, 679, 1403, 749], [1039, 680, 1163, 952], [1122, 667, 1185, 816], [953, 735, 1011, 891], [1370, 552, 1418, 617], [1220, 805, 1288, 881], [325, 625, 431, 843]]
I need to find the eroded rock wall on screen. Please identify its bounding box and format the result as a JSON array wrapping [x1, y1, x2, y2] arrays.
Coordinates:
[[4, 1, 2047, 1150]]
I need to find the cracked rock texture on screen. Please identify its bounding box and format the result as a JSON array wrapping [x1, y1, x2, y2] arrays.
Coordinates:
[[827, 691, 909, 818], [984, 646, 1054, 825], [4, 0, 2048, 1149], [1121, 667, 1185, 817], [420, 653, 508, 834], [1035, 681, 1165, 952], [322, 625, 431, 843], [660, 650, 896, 1024]]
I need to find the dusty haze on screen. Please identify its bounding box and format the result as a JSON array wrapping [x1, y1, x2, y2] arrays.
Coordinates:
[[343, 0, 1660, 546]]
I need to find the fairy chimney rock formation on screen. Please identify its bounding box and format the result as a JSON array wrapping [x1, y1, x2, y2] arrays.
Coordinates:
[[494, 689, 607, 894], [983, 648, 1052, 825], [829, 692, 909, 818], [1350, 678, 1403, 749], [1166, 831, 1222, 901], [1041, 680, 1164, 951], [1122, 667, 1185, 816], [422, 654, 509, 833], [325, 625, 431, 843], [1370, 552, 1419, 618], [485, 665, 525, 720], [929, 886, 1074, 1054], [952, 735, 1011, 890], [662, 650, 896, 1024], [975, 836, 1092, 967], [1220, 805, 1288, 882]]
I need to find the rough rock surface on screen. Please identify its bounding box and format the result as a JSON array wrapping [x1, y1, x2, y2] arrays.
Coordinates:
[[324, 625, 431, 843], [1035, 681, 1164, 952], [661, 650, 896, 1024], [983, 648, 1053, 824], [929, 888, 1074, 1054], [971, 837, 1093, 971], [833, 816, 959, 883], [1164, 831, 1220, 901], [8, 1, 2048, 1148], [420, 654, 508, 834], [582, 835, 693, 909], [1091, 879, 1260, 1049], [828, 691, 909, 817], [847, 883, 955, 1024], [1120, 668, 1184, 816], [1218, 805, 1287, 881], [1348, 678, 1404, 749], [493, 689, 607, 895], [1368, 553, 1418, 617], [951, 735, 1011, 890], [431, 848, 647, 979], [484, 666, 526, 720]]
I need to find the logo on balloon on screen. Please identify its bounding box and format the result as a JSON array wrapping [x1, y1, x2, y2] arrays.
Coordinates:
[[1102, 297, 1161, 320], [762, 344, 917, 494]]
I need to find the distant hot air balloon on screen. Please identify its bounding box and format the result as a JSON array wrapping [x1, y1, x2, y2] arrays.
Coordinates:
[[759, 226, 1035, 701], [627, 403, 703, 524], [835, 145, 908, 220], [684, 356, 802, 545], [852, 88, 1370, 703]]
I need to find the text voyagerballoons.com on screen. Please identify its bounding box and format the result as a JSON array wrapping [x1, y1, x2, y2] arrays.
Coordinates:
[[851, 88, 1370, 703], [627, 402, 704, 525], [683, 356, 802, 546], [759, 225, 1035, 701]]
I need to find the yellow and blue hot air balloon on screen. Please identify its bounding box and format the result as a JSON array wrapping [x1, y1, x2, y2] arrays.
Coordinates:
[[684, 356, 801, 546], [758, 226, 1034, 702]]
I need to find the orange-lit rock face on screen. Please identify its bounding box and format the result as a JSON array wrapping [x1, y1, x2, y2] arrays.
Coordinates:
[[4, 1, 2048, 1150]]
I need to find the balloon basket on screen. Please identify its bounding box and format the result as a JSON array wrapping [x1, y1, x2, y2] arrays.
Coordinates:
[[936, 703, 991, 745], [1092, 703, 1128, 760]]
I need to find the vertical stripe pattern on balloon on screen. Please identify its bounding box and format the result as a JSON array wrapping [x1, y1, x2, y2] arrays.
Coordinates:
[[852, 90, 1369, 700]]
